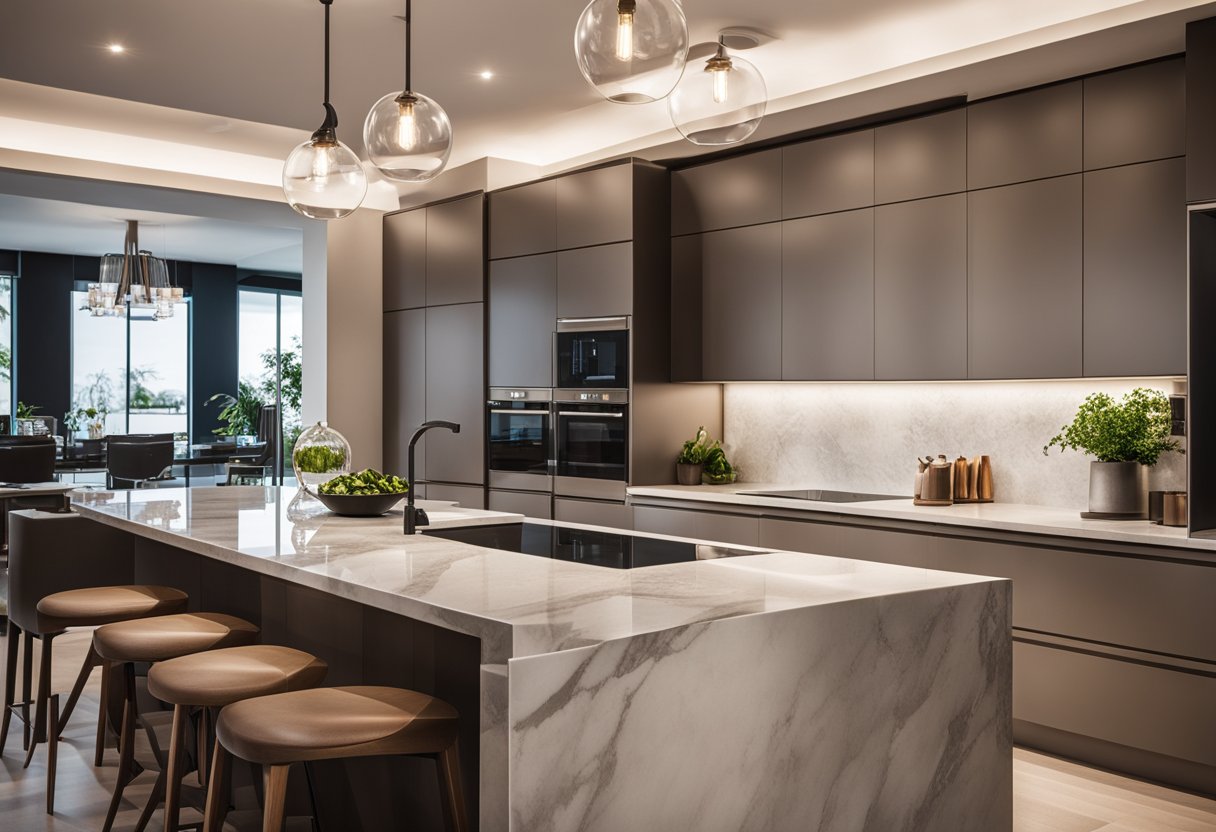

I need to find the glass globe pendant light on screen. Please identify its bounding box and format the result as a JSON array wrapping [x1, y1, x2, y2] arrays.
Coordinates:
[[574, 0, 688, 104], [282, 0, 367, 220], [363, 0, 452, 183], [668, 37, 767, 146]]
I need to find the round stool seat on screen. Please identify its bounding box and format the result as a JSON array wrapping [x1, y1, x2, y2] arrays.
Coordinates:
[[93, 612, 259, 664], [217, 686, 460, 765], [148, 645, 328, 708], [35, 585, 189, 632]]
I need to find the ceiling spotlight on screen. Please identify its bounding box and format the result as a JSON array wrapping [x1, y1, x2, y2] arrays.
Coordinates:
[[479, 70, 494, 80], [107, 43, 126, 54]]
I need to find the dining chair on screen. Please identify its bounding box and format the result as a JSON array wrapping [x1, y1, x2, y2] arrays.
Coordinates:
[[106, 434, 175, 489], [224, 405, 279, 487]]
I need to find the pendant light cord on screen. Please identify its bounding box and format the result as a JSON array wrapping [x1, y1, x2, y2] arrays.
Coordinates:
[[323, 0, 332, 106], [315, 0, 337, 136], [404, 0, 412, 93]]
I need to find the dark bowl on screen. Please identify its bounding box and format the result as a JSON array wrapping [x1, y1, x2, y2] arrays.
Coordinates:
[[314, 491, 407, 517]]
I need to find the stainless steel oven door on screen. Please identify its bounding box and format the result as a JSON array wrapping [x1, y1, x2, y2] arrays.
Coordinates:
[[554, 402, 627, 501], [486, 389, 553, 492]]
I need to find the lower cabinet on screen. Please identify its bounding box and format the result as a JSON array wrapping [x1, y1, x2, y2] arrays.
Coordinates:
[[632, 505, 759, 547], [488, 489, 552, 519], [424, 483, 486, 510], [554, 498, 633, 530]]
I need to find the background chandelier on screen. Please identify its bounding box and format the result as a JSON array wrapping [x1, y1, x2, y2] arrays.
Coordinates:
[[86, 220, 184, 320], [282, 0, 367, 220], [363, 0, 453, 183], [668, 34, 767, 146], [574, 0, 688, 104]]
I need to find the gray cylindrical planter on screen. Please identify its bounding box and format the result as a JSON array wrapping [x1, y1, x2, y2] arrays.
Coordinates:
[[676, 463, 704, 486], [1088, 461, 1148, 515]]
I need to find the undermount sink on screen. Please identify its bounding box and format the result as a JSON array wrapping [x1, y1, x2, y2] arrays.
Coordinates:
[[737, 489, 906, 503]]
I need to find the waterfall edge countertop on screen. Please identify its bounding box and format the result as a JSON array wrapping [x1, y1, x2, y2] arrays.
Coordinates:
[[627, 483, 1216, 553], [69, 485, 996, 663]]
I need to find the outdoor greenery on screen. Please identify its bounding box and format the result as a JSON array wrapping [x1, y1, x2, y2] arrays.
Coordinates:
[[208, 380, 264, 437], [207, 338, 303, 447], [1044, 387, 1181, 466], [0, 295, 10, 386]]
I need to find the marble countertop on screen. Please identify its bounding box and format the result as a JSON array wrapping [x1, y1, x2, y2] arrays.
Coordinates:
[[69, 486, 997, 663], [627, 483, 1216, 553]]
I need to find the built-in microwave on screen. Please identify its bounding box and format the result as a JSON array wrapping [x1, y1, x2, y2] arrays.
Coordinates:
[[486, 388, 553, 493], [555, 317, 629, 390]]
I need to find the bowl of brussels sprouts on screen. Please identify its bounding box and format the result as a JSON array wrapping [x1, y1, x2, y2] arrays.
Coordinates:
[[313, 468, 409, 516]]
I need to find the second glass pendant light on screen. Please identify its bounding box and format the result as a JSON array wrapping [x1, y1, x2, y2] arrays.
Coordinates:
[[364, 0, 453, 182], [668, 38, 767, 146]]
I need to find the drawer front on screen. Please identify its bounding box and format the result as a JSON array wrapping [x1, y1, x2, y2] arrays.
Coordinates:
[[634, 506, 759, 548], [553, 498, 633, 530]]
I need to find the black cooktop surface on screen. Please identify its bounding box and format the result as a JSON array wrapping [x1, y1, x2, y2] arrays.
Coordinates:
[[425, 522, 725, 569]]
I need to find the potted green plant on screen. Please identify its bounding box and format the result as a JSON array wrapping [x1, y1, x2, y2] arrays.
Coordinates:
[[676, 427, 711, 485], [702, 444, 737, 485], [66, 406, 107, 440], [1043, 387, 1181, 517], [207, 381, 265, 441]]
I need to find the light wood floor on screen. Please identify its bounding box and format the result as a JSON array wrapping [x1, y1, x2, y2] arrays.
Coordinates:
[[0, 630, 1212, 832]]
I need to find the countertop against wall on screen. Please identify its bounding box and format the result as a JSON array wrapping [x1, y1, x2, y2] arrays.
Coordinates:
[[627, 483, 1215, 554]]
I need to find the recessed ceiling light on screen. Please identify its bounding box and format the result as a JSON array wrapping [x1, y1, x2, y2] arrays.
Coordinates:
[[479, 70, 494, 80], [107, 43, 126, 54]]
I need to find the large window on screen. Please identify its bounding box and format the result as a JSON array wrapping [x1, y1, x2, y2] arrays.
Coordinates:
[[70, 291, 190, 436], [238, 288, 303, 466], [0, 276, 13, 420]]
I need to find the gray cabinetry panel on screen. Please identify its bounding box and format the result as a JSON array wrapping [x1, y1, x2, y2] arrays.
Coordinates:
[[1187, 20, 1216, 203], [424, 303, 485, 484], [425, 194, 484, 305], [553, 498, 633, 530], [670, 234, 704, 381], [489, 179, 556, 259], [1083, 158, 1186, 377], [488, 254, 556, 388], [671, 149, 782, 235], [556, 242, 633, 318], [782, 209, 875, 380], [968, 176, 1083, 378], [555, 164, 633, 249], [488, 489, 552, 519], [875, 109, 966, 203], [424, 483, 486, 510], [782, 130, 874, 219], [632, 506, 758, 547], [875, 195, 967, 380], [1083, 58, 1184, 170], [383, 308, 426, 478], [968, 82, 1082, 189], [384, 208, 426, 311], [699, 224, 783, 380]]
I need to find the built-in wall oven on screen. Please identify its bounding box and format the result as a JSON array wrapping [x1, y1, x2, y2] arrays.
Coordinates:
[[556, 317, 630, 391], [554, 390, 628, 501], [486, 388, 553, 493]]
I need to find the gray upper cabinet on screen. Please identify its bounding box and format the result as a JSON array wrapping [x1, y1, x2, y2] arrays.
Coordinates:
[[670, 235, 704, 382], [968, 176, 1083, 379], [488, 254, 556, 388], [383, 308, 426, 477], [425, 194, 484, 306], [383, 208, 426, 311], [1083, 158, 1186, 377], [489, 179, 556, 259], [968, 81, 1082, 189], [557, 242, 633, 318], [555, 164, 633, 250], [782, 210, 875, 380], [671, 149, 782, 236], [1084, 59, 1184, 171], [782, 130, 874, 219], [424, 303, 485, 484], [875, 109, 966, 204], [875, 195, 967, 380]]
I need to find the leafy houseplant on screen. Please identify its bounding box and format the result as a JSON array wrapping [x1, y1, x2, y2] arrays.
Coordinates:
[[676, 427, 711, 485], [66, 406, 107, 440], [702, 445, 737, 485], [1043, 388, 1181, 517], [207, 381, 265, 438]]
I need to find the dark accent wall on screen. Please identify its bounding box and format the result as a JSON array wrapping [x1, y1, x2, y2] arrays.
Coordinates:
[[16, 252, 74, 424], [181, 262, 239, 439], [0, 249, 17, 274]]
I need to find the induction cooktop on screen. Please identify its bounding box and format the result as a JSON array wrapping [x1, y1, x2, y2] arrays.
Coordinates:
[[424, 522, 755, 570]]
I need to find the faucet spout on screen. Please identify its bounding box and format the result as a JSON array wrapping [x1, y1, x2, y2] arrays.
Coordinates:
[[405, 420, 461, 535]]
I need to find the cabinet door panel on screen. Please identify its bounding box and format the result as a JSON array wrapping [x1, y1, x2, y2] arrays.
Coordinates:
[[670, 235, 704, 382], [425, 483, 486, 509], [426, 194, 484, 305], [489, 180, 556, 259], [1084, 159, 1186, 377], [671, 149, 781, 235], [968, 82, 1082, 188], [556, 242, 633, 318], [488, 255, 556, 388], [553, 498, 633, 530], [424, 303, 485, 484], [968, 176, 1083, 378], [875, 109, 966, 203], [1084, 58, 1184, 170], [488, 489, 552, 519], [782, 210, 875, 380], [700, 224, 783, 380], [632, 506, 758, 547], [875, 195, 967, 380], [555, 164, 633, 249], [783, 129, 874, 218], [1187, 20, 1216, 202], [384, 208, 426, 310], [384, 309, 426, 476]]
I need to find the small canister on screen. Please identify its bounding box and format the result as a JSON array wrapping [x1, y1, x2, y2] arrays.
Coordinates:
[[1148, 490, 1166, 523], [1162, 492, 1188, 527]]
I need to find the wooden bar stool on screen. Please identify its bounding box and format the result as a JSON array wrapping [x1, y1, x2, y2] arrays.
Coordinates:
[[205, 686, 468, 832], [93, 612, 260, 832], [146, 645, 328, 832], [1, 584, 189, 814]]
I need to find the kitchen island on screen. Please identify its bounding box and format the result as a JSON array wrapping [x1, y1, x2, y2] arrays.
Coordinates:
[[45, 486, 1012, 831]]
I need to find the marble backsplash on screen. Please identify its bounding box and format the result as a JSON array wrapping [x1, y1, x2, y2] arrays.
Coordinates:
[[723, 379, 1186, 510]]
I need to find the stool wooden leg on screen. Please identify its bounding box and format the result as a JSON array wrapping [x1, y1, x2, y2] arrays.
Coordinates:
[[262, 764, 291, 832], [0, 620, 19, 755], [134, 765, 167, 832], [102, 663, 138, 832], [57, 642, 100, 735], [163, 703, 188, 832], [202, 741, 232, 832], [23, 632, 55, 768], [436, 743, 468, 832], [94, 659, 111, 767], [46, 694, 59, 815], [21, 628, 32, 751]]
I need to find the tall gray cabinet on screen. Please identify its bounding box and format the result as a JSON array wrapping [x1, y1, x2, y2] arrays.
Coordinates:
[[383, 192, 486, 506]]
